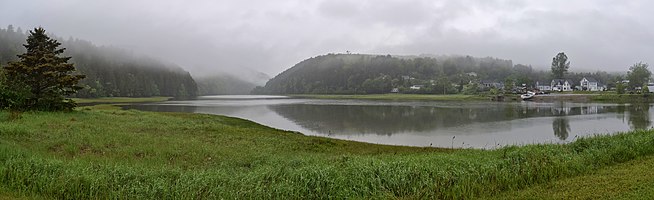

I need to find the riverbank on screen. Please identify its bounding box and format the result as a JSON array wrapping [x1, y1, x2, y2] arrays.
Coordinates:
[[533, 93, 654, 103], [71, 96, 172, 104], [590, 93, 654, 103], [293, 93, 654, 103], [291, 94, 490, 101], [2, 105, 654, 199]]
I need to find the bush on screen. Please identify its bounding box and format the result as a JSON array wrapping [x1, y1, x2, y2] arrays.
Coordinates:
[[616, 82, 625, 94], [0, 69, 29, 111], [462, 83, 480, 95]]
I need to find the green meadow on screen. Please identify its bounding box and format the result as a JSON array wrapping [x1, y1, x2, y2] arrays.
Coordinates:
[[1, 103, 654, 199]]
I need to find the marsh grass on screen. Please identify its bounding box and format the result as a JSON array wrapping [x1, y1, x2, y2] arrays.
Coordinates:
[[7, 110, 22, 121], [1, 105, 654, 199], [487, 154, 654, 199]]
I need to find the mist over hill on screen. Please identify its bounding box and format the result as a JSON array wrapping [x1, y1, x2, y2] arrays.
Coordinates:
[[254, 53, 620, 95], [256, 53, 523, 94], [0, 26, 197, 98], [195, 69, 270, 95]]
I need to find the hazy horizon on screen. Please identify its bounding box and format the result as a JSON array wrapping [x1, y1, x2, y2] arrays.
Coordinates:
[[2, 0, 652, 77]]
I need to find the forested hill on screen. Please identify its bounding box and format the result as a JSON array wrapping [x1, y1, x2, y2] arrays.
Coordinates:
[[255, 53, 542, 94], [0, 25, 197, 98]]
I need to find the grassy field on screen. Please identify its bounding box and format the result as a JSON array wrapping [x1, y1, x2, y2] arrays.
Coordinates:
[[291, 94, 491, 101], [2, 105, 654, 199], [487, 155, 654, 199]]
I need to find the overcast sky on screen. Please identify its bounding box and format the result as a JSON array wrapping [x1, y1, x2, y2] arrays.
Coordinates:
[[2, 0, 653, 76]]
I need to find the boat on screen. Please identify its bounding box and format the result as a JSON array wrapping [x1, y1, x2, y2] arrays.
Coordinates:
[[520, 91, 536, 100]]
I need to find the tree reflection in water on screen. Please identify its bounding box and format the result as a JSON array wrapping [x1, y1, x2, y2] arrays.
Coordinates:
[[628, 103, 651, 130], [552, 117, 570, 140], [123, 101, 654, 143], [268, 103, 615, 136]]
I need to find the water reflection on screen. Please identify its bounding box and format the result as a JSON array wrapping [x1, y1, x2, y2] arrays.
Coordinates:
[[627, 103, 651, 130], [268, 103, 615, 138], [123, 98, 654, 148], [552, 118, 570, 140]]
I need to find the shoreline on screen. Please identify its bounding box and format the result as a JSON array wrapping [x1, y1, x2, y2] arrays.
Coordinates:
[[72, 96, 172, 104], [290, 94, 490, 101], [290, 93, 654, 103]]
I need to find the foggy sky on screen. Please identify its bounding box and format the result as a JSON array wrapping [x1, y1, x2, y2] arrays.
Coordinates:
[[2, 0, 653, 77]]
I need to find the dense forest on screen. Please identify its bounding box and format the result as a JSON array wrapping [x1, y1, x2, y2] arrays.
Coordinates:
[[254, 53, 622, 94], [0, 25, 197, 98]]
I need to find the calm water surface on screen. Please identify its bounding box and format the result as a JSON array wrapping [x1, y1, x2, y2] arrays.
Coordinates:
[[124, 95, 654, 149]]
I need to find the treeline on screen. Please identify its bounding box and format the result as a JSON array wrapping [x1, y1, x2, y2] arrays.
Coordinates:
[[0, 25, 197, 98], [254, 53, 622, 95]]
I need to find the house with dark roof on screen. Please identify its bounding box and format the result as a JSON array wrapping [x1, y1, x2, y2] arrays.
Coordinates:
[[551, 79, 574, 92], [535, 80, 551, 91], [580, 77, 604, 91], [480, 80, 504, 89]]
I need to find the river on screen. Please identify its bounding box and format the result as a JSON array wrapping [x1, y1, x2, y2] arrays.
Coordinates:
[[123, 95, 653, 149]]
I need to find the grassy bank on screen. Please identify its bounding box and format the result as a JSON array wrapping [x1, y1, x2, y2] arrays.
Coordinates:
[[71, 96, 172, 104], [488, 155, 654, 199], [291, 94, 490, 101], [591, 93, 654, 103], [2, 105, 654, 199]]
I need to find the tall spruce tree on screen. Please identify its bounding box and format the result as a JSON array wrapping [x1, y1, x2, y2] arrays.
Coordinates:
[[5, 27, 85, 111], [551, 52, 570, 79]]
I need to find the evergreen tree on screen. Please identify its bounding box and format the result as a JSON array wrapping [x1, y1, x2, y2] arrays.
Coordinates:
[[5, 27, 85, 111], [551, 52, 570, 79]]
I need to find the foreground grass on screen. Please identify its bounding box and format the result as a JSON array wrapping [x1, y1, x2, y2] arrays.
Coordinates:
[[71, 96, 172, 104], [292, 93, 489, 101], [487, 155, 654, 199], [1, 106, 654, 199], [0, 188, 44, 200]]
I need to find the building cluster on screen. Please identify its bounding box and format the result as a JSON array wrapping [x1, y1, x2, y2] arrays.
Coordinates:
[[535, 77, 606, 92], [396, 73, 616, 93]]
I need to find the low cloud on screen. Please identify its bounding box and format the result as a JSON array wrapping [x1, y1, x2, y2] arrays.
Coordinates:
[[2, 0, 652, 76]]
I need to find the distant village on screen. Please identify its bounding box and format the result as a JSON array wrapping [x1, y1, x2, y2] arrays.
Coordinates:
[[396, 74, 652, 94]]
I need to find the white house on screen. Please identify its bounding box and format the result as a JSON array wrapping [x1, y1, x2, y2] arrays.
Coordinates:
[[551, 79, 574, 92], [410, 85, 424, 90], [535, 80, 551, 91], [466, 72, 478, 77], [580, 77, 604, 91]]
